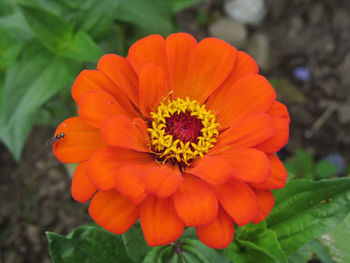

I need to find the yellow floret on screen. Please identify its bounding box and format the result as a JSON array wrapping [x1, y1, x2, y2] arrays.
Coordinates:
[[148, 97, 219, 165]]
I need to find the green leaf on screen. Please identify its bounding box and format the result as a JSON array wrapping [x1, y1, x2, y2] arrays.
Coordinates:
[[0, 45, 80, 160], [288, 239, 334, 263], [295, 149, 314, 179], [236, 221, 267, 239], [0, 12, 34, 41], [98, 24, 126, 56], [115, 0, 175, 36], [0, 0, 12, 15], [0, 72, 4, 114], [224, 243, 249, 263], [0, 29, 24, 70], [60, 31, 103, 62], [75, 0, 120, 37], [267, 178, 350, 255], [171, 0, 204, 13], [315, 160, 338, 178], [320, 212, 350, 263], [181, 239, 230, 263], [142, 246, 174, 263], [47, 224, 132, 263], [238, 230, 288, 263], [122, 223, 150, 262], [182, 252, 202, 263], [19, 4, 73, 53], [180, 227, 198, 240], [235, 222, 288, 263], [283, 149, 314, 180], [283, 160, 298, 177]]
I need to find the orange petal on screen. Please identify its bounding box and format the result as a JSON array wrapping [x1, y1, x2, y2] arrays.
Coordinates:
[[229, 51, 259, 81], [207, 51, 258, 116], [268, 101, 290, 123], [184, 38, 237, 103], [127, 34, 167, 74], [71, 70, 136, 115], [101, 116, 149, 152], [220, 148, 270, 183], [97, 54, 139, 105], [166, 33, 197, 98], [173, 174, 218, 227], [145, 164, 183, 198], [253, 189, 275, 224], [212, 178, 258, 226], [255, 116, 289, 153], [89, 190, 139, 234], [86, 146, 153, 191], [250, 154, 287, 190], [52, 117, 105, 163], [187, 156, 233, 185], [215, 113, 275, 150], [78, 90, 130, 128], [140, 196, 184, 246], [71, 161, 97, 203], [115, 163, 156, 203], [214, 74, 276, 129], [196, 207, 235, 249], [138, 63, 169, 117]]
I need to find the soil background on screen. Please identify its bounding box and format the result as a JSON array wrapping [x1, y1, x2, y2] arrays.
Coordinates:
[[1, 0, 350, 262]]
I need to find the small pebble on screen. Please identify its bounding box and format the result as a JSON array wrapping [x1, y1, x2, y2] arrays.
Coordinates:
[[224, 0, 267, 25], [293, 66, 312, 81]]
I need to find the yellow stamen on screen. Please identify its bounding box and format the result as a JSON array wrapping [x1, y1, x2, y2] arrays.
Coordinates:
[[148, 97, 219, 166]]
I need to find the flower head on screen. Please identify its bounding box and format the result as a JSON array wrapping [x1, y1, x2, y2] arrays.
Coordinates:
[[53, 33, 290, 249]]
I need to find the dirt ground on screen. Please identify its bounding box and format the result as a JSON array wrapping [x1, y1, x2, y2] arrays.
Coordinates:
[[1, 0, 350, 262]]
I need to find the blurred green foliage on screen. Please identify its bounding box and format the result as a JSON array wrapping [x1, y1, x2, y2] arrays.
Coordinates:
[[284, 149, 339, 180], [0, 0, 204, 160], [282, 150, 349, 263]]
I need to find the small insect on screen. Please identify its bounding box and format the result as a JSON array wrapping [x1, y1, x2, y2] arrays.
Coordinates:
[[48, 132, 65, 145]]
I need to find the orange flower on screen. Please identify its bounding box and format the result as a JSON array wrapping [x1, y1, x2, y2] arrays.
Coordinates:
[[53, 33, 289, 249]]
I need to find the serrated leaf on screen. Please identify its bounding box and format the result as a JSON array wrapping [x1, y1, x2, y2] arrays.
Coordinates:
[[122, 223, 150, 262], [47, 224, 132, 263], [267, 178, 350, 255], [19, 4, 73, 53], [115, 0, 175, 36]]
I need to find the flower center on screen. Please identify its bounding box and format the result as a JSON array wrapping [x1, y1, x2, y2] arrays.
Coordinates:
[[148, 97, 219, 166], [165, 112, 203, 144]]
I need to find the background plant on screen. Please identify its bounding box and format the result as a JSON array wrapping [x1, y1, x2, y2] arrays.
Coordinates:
[[1, 0, 350, 262], [0, 0, 203, 160]]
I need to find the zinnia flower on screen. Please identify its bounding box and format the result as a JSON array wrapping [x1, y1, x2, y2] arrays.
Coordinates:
[[52, 33, 289, 249]]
